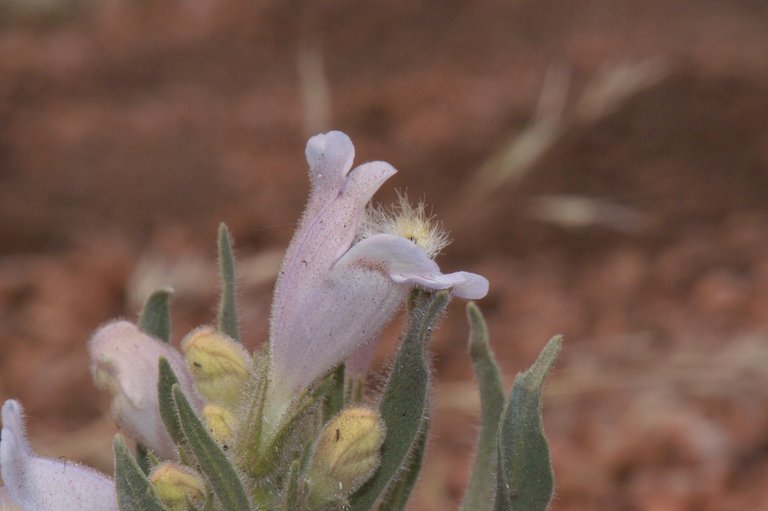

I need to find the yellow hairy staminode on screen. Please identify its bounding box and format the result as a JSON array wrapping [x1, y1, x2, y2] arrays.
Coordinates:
[[361, 192, 450, 259]]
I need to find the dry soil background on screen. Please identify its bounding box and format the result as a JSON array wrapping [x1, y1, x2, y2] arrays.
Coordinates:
[[2, 1, 768, 509]]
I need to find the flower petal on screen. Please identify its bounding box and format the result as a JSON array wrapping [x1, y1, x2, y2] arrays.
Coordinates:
[[89, 321, 201, 460], [269, 265, 406, 409], [270, 234, 488, 402], [0, 400, 117, 511], [334, 233, 489, 299], [344, 339, 380, 380], [305, 130, 355, 195], [269, 133, 397, 406]]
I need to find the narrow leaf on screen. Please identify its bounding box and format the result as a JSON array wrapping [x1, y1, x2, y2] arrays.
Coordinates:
[[252, 374, 336, 477], [378, 418, 429, 511], [461, 302, 505, 511], [138, 288, 173, 343], [323, 364, 345, 422], [113, 434, 167, 511], [135, 444, 151, 475], [349, 290, 449, 511], [278, 460, 303, 511], [495, 336, 562, 511], [217, 223, 239, 342], [237, 352, 270, 473], [158, 358, 186, 446], [172, 384, 250, 511]]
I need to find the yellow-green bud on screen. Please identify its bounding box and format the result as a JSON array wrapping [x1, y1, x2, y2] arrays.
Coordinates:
[[306, 407, 385, 507], [149, 462, 206, 511], [203, 403, 237, 449], [181, 326, 251, 406]]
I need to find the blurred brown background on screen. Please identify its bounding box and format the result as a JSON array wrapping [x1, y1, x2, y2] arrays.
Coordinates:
[[2, 0, 768, 509]]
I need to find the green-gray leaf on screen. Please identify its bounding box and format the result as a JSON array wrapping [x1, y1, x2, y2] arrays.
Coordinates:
[[217, 223, 239, 342], [138, 288, 173, 343], [278, 460, 303, 511], [113, 434, 167, 511], [323, 364, 345, 422], [158, 358, 186, 446], [349, 290, 449, 511], [495, 336, 562, 511], [135, 444, 151, 475], [172, 384, 250, 511], [461, 302, 505, 511], [377, 418, 429, 511]]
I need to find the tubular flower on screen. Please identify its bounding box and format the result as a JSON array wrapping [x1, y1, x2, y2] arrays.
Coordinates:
[[89, 320, 202, 460], [0, 400, 117, 511], [267, 131, 488, 422]]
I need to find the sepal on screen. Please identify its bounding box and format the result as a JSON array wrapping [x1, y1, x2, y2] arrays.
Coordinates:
[[113, 434, 166, 511], [138, 288, 173, 343], [217, 223, 240, 342], [461, 302, 505, 511], [495, 336, 562, 511], [376, 419, 428, 511], [349, 290, 448, 510], [171, 384, 250, 511]]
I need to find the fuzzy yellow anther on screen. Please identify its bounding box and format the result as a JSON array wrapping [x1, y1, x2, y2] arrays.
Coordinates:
[[181, 326, 251, 406], [306, 407, 385, 507], [149, 462, 206, 511]]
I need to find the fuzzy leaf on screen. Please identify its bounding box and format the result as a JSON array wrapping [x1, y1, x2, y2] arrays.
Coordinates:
[[217, 223, 240, 342], [138, 289, 173, 343], [172, 384, 250, 511], [278, 460, 303, 511], [461, 302, 505, 511], [135, 444, 151, 475], [495, 336, 562, 511], [158, 358, 186, 446], [113, 435, 167, 511], [377, 418, 429, 511], [251, 374, 336, 478], [349, 290, 448, 511], [323, 364, 346, 422], [236, 350, 272, 475]]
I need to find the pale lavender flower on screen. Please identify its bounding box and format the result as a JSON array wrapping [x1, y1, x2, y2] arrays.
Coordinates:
[[89, 320, 202, 460], [267, 131, 488, 421], [0, 400, 117, 511]]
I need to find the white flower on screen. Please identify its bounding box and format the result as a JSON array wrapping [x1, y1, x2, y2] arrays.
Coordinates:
[[0, 400, 117, 511], [267, 131, 488, 422], [89, 321, 202, 460]]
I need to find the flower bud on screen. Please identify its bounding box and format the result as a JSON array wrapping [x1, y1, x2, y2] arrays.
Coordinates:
[[149, 462, 206, 511], [181, 326, 251, 406], [306, 407, 385, 507], [203, 404, 237, 449]]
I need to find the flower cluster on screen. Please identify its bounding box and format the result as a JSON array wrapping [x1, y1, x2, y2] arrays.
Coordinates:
[[0, 131, 493, 511]]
